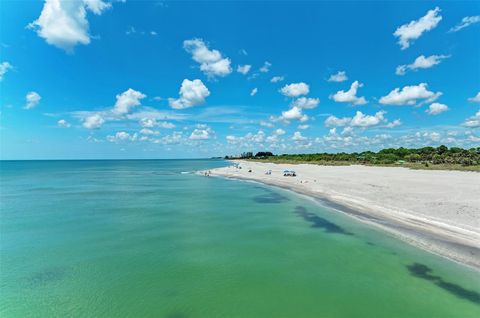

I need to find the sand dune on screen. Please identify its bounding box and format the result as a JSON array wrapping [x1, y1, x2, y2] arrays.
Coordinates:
[[207, 160, 480, 269]]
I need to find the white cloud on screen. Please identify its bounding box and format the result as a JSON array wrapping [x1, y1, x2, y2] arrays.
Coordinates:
[[350, 111, 385, 127], [28, 0, 111, 52], [260, 120, 273, 128], [169, 79, 210, 109], [139, 118, 175, 129], [273, 128, 285, 135], [290, 97, 319, 109], [324, 115, 351, 127], [83, 0, 111, 14], [156, 131, 183, 145], [468, 92, 480, 103], [426, 102, 449, 115], [449, 15, 480, 32], [57, 119, 71, 128], [341, 126, 354, 136], [462, 110, 480, 128], [0, 62, 12, 81], [325, 111, 392, 128], [112, 88, 146, 115], [385, 119, 402, 128], [379, 83, 441, 106], [237, 64, 251, 75], [183, 38, 232, 78], [393, 7, 442, 50], [189, 128, 211, 140], [259, 61, 271, 73], [226, 130, 266, 145], [158, 121, 175, 129], [83, 113, 105, 129], [328, 71, 348, 82], [271, 76, 284, 83], [429, 132, 441, 141], [281, 106, 308, 122], [250, 88, 258, 96], [140, 128, 160, 135], [107, 131, 137, 142], [25, 91, 41, 109], [396, 54, 449, 75], [298, 124, 309, 130], [292, 131, 307, 141], [280, 82, 309, 97], [330, 81, 367, 105], [259, 120, 274, 128], [139, 117, 157, 128]]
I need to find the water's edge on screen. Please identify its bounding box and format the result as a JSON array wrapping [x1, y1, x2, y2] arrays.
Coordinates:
[[205, 172, 480, 272]]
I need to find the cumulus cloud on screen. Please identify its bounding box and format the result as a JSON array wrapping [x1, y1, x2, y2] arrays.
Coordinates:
[[158, 121, 175, 129], [324, 115, 351, 127], [183, 38, 232, 78], [379, 83, 441, 106], [189, 129, 210, 140], [350, 111, 385, 127], [112, 88, 146, 115], [327, 71, 348, 82], [292, 131, 307, 141], [149, 131, 183, 145], [385, 119, 402, 128], [0, 62, 12, 81], [271, 76, 284, 83], [468, 92, 480, 103], [140, 128, 159, 136], [329, 81, 367, 105], [28, 0, 112, 52], [139, 118, 175, 129], [396, 54, 449, 75], [273, 128, 285, 136], [449, 15, 480, 32], [426, 102, 449, 115], [393, 7, 442, 50], [25, 91, 41, 109], [259, 61, 271, 73], [280, 82, 309, 97], [462, 110, 480, 128], [169, 79, 210, 109], [281, 106, 308, 122], [237, 64, 251, 75], [226, 130, 267, 145], [250, 88, 258, 96], [324, 111, 394, 128], [258, 120, 272, 128], [107, 131, 138, 143], [83, 113, 105, 129], [298, 124, 309, 130], [290, 97, 319, 109], [57, 119, 71, 128], [139, 117, 156, 128]]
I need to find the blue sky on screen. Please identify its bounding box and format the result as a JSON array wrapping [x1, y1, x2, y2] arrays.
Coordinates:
[[0, 0, 479, 159]]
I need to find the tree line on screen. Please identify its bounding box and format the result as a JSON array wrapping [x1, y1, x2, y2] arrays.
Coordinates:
[[227, 146, 480, 166]]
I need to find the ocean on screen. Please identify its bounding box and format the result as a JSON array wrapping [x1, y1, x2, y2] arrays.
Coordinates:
[[1, 159, 479, 317]]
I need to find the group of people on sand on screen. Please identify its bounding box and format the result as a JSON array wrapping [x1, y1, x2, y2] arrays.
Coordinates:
[[204, 170, 211, 177]]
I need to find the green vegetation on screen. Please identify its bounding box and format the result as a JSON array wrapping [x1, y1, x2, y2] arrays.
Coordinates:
[[230, 146, 480, 171]]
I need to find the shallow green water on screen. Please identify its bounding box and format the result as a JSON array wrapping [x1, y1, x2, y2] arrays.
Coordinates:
[[1, 160, 479, 317]]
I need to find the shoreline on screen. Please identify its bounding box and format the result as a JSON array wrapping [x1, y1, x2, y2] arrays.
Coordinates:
[[205, 160, 480, 270]]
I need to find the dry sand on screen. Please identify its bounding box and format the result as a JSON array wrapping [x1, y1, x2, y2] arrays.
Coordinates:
[[207, 160, 480, 269]]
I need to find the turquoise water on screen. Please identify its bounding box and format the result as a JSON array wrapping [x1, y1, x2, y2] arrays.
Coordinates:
[[1, 160, 479, 317]]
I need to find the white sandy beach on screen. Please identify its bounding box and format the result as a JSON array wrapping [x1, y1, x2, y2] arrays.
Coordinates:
[[208, 160, 480, 269]]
